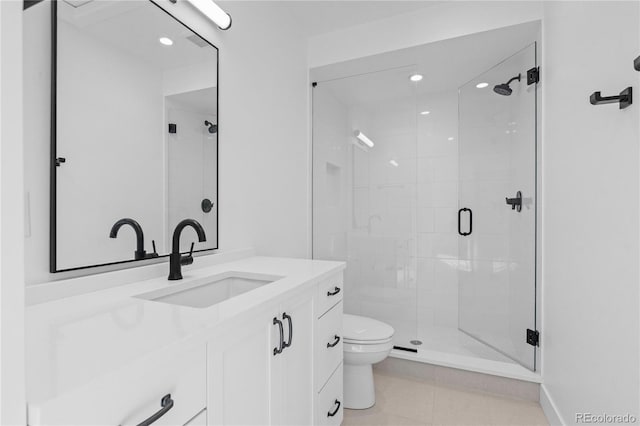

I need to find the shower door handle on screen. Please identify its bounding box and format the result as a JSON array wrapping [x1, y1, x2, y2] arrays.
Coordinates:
[[458, 208, 472, 236]]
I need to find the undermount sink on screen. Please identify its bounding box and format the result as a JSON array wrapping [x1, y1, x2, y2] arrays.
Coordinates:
[[134, 272, 284, 308]]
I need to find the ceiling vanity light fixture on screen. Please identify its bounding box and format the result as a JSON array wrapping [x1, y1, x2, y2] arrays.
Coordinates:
[[409, 73, 423, 82], [354, 130, 375, 148], [420, 110, 430, 115], [476, 82, 489, 89], [171, 0, 232, 30], [159, 37, 174, 46]]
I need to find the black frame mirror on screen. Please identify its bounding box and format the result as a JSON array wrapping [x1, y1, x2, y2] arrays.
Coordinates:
[[50, 0, 219, 272]]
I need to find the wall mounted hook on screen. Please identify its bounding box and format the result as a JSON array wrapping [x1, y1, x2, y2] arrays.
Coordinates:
[[590, 86, 632, 109]]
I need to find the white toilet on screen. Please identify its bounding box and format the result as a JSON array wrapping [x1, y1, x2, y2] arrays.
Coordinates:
[[342, 314, 395, 409]]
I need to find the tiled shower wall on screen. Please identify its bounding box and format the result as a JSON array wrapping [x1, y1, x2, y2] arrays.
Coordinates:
[[313, 82, 461, 347]]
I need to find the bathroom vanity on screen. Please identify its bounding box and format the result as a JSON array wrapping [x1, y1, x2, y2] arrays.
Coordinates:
[[25, 256, 345, 425]]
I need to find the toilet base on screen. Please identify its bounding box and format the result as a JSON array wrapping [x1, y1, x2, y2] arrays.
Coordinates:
[[344, 363, 376, 409]]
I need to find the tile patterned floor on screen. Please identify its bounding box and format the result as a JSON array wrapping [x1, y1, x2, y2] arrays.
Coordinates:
[[343, 372, 549, 426]]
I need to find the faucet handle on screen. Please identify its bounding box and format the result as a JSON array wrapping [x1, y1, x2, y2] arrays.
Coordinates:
[[180, 242, 195, 266], [150, 240, 159, 258]]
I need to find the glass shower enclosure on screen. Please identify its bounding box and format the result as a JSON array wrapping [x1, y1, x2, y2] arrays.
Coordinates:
[[312, 43, 538, 371]]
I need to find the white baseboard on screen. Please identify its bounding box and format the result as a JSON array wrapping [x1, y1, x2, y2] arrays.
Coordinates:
[[540, 384, 565, 425]]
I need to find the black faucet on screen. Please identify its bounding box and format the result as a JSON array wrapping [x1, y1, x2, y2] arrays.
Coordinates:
[[109, 218, 158, 260], [169, 219, 207, 280]]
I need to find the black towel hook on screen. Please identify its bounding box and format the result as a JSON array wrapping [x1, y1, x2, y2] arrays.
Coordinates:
[[590, 87, 632, 109]]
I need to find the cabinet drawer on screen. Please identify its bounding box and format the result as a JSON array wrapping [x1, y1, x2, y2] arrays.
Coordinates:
[[315, 301, 343, 391], [316, 363, 343, 426], [29, 345, 206, 426], [316, 272, 344, 317]]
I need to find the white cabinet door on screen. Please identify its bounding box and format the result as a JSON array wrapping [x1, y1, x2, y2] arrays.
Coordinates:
[[207, 287, 317, 426], [278, 291, 315, 426], [207, 310, 279, 426]]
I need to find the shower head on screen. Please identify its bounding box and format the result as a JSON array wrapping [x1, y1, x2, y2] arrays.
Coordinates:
[[493, 74, 521, 96], [204, 120, 217, 134]]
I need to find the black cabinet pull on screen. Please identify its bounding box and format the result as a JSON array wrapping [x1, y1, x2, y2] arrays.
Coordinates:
[[135, 394, 174, 426], [458, 208, 472, 236], [273, 317, 284, 356], [327, 335, 341, 348], [282, 312, 293, 349], [327, 287, 341, 296], [327, 399, 341, 417]]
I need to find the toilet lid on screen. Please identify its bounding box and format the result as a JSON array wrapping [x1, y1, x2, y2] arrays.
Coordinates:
[[343, 314, 394, 343]]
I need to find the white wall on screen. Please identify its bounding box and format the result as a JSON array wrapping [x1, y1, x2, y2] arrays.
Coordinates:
[[0, 1, 26, 424], [24, 0, 310, 285], [308, 1, 542, 68], [541, 1, 640, 423]]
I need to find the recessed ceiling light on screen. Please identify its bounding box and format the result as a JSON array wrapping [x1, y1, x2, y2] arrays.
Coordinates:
[[409, 74, 423, 82], [476, 82, 489, 89], [447, 137, 454, 141], [420, 111, 430, 115], [159, 37, 174, 46], [389, 160, 399, 167]]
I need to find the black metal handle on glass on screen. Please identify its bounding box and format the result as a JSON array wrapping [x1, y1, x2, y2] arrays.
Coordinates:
[[327, 399, 341, 417], [505, 191, 523, 212], [327, 335, 341, 348], [135, 394, 174, 426], [457, 208, 472, 236], [282, 312, 293, 349], [634, 55, 640, 71], [273, 317, 284, 356], [590, 87, 632, 109], [327, 286, 341, 296]]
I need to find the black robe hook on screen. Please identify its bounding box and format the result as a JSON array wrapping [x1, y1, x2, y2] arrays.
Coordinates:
[[589, 87, 632, 109]]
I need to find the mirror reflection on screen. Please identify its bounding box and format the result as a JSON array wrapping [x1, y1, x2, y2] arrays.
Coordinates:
[[54, 0, 218, 272]]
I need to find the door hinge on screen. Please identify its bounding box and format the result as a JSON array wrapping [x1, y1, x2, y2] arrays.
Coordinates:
[[526, 329, 539, 346], [527, 67, 539, 85]]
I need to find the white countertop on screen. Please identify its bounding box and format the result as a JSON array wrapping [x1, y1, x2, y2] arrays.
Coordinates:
[[26, 256, 345, 406]]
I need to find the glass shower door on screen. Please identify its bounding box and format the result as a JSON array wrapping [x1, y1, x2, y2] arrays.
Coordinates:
[[457, 44, 537, 370]]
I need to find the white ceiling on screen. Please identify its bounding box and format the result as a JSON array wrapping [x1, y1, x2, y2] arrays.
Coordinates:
[[312, 21, 540, 106], [167, 87, 218, 115], [59, 0, 218, 71]]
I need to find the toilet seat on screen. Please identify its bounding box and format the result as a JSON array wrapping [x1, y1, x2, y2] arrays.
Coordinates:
[[343, 314, 394, 344]]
